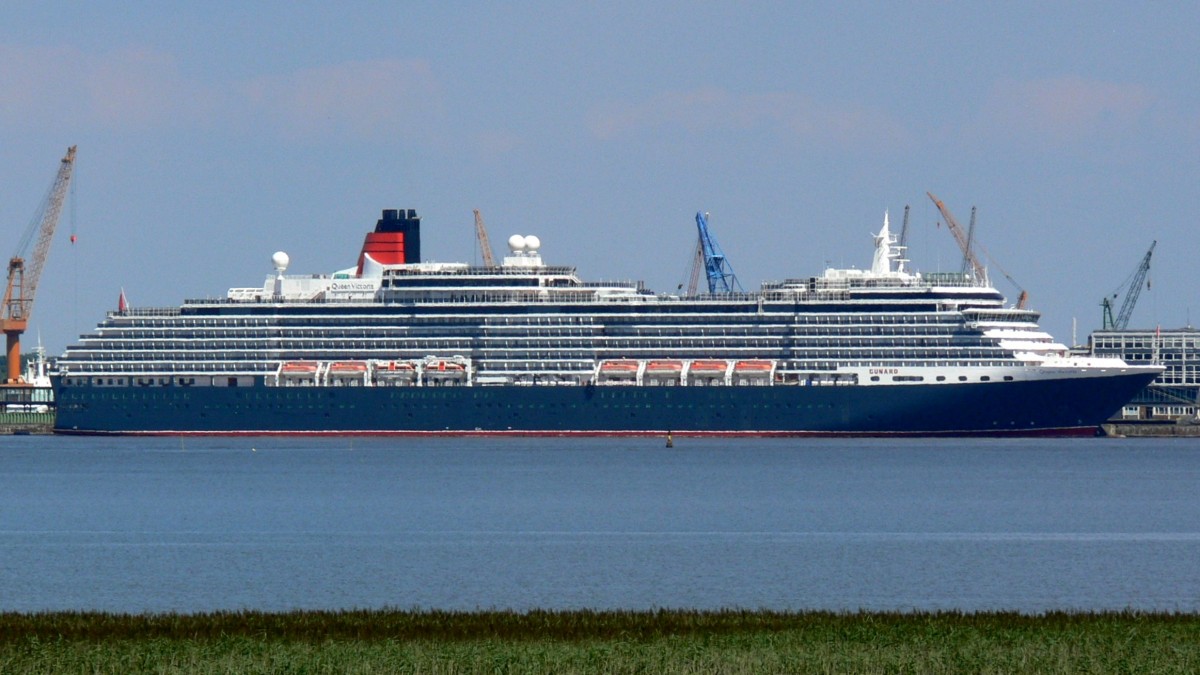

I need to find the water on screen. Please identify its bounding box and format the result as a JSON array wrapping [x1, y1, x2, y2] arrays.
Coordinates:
[[1, 436, 1197, 613]]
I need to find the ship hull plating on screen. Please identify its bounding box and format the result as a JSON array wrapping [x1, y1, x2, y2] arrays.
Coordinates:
[[53, 370, 1156, 436]]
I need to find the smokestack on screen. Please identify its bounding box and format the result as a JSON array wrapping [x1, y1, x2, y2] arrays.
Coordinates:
[[357, 208, 421, 275]]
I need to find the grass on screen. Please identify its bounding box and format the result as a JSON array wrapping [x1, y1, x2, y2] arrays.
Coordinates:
[[1, 608, 1197, 673]]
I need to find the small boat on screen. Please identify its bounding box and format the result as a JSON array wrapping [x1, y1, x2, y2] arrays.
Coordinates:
[[689, 360, 729, 372], [734, 360, 774, 372]]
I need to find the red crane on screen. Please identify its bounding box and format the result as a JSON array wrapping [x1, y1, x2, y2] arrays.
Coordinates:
[[927, 192, 1029, 309], [472, 209, 497, 267], [2, 146, 76, 384]]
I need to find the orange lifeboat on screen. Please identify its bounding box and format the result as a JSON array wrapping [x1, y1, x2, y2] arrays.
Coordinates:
[[329, 361, 368, 373], [734, 360, 774, 372], [280, 361, 319, 373], [645, 360, 684, 372], [690, 360, 728, 372], [600, 360, 640, 372]]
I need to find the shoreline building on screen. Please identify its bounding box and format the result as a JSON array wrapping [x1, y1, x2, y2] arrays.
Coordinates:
[[1088, 327, 1200, 422]]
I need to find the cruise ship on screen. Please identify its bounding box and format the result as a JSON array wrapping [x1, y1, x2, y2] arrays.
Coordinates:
[[52, 207, 1160, 435]]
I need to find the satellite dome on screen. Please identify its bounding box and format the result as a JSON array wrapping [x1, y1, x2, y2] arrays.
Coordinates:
[[272, 251, 290, 272], [507, 234, 527, 251], [524, 235, 541, 251]]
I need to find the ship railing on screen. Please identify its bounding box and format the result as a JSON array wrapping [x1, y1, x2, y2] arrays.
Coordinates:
[[386, 265, 579, 277], [762, 274, 986, 292], [578, 280, 644, 289], [108, 306, 182, 317], [669, 292, 762, 302]]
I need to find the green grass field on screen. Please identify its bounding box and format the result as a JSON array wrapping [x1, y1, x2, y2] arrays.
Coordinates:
[[2, 609, 1197, 673]]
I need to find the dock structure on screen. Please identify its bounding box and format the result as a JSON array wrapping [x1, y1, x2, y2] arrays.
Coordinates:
[[0, 379, 54, 433], [0, 410, 54, 434]]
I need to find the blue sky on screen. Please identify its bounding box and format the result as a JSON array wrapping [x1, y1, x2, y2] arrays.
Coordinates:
[[2, 2, 1197, 352]]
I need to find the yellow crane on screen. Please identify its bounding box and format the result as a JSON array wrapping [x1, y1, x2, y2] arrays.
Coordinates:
[[2, 146, 76, 384], [472, 209, 497, 267]]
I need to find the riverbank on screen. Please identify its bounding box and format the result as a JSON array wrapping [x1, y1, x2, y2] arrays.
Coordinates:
[[1, 609, 1196, 673]]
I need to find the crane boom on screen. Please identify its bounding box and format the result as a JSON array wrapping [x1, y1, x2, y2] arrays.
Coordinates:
[[683, 239, 703, 296], [1102, 240, 1156, 330], [694, 212, 742, 294], [472, 209, 497, 267], [2, 145, 76, 384], [927, 192, 987, 284], [927, 193, 1031, 308], [960, 206, 977, 277]]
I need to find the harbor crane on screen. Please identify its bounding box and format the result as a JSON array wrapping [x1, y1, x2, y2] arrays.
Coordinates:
[[472, 209, 497, 267], [683, 239, 704, 296], [926, 192, 1029, 309], [2, 146, 76, 384], [927, 192, 987, 284], [694, 211, 743, 294], [1101, 240, 1156, 331]]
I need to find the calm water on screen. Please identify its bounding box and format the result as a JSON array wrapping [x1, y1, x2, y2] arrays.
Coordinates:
[[0, 435, 1197, 614]]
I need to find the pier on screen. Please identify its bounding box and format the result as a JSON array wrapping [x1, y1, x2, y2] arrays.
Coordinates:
[[0, 410, 54, 434]]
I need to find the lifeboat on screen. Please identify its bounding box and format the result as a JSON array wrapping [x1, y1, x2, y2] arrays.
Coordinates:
[[734, 357, 772, 379], [374, 360, 417, 385], [278, 361, 320, 387], [645, 360, 684, 372], [328, 361, 368, 373], [424, 357, 469, 382], [598, 360, 639, 383], [689, 360, 728, 372]]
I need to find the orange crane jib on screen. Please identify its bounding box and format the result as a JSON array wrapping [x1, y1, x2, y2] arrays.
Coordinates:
[[2, 145, 76, 384]]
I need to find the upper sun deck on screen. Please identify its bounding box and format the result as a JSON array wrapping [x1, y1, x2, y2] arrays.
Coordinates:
[[211, 208, 1016, 311]]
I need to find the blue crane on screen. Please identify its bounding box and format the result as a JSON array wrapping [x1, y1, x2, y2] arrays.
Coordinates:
[[1101, 240, 1156, 330], [694, 211, 743, 294]]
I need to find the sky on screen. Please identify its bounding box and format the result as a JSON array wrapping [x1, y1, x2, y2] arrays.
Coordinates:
[[1, 2, 1197, 353]]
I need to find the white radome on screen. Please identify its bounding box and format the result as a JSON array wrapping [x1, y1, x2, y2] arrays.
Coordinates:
[[272, 251, 290, 272], [524, 235, 541, 251], [507, 234, 526, 251]]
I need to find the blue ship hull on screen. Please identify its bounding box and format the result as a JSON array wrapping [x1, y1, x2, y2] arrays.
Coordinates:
[[52, 370, 1156, 436]]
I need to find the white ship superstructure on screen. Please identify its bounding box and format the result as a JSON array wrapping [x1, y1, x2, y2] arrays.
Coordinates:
[[52, 208, 1161, 435]]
